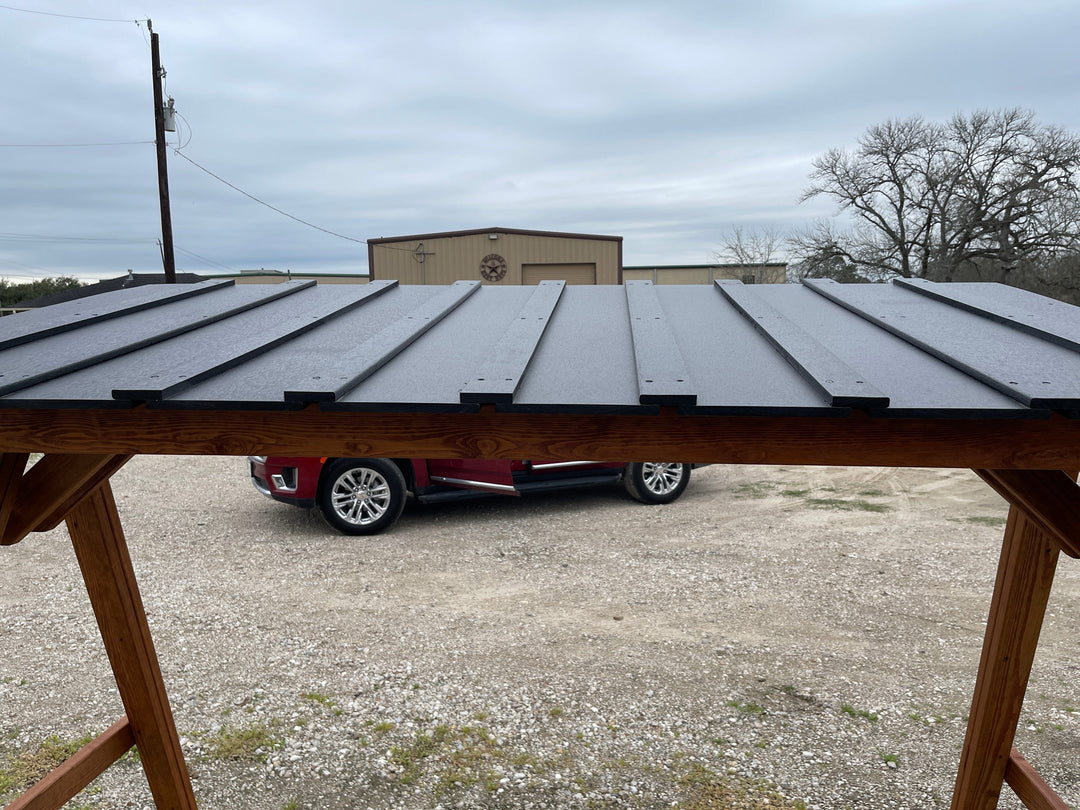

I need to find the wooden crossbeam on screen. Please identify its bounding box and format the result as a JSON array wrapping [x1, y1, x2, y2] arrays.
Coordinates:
[[65, 482, 196, 809], [4, 408, 1080, 469], [975, 469, 1080, 558], [951, 486, 1062, 810], [5, 717, 134, 810], [1, 454, 131, 546], [1004, 747, 1070, 810]]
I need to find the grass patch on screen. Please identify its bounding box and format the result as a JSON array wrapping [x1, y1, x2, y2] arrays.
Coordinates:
[[960, 515, 1008, 527], [733, 481, 780, 499], [728, 699, 765, 715], [840, 703, 878, 724], [0, 733, 93, 797], [805, 497, 890, 513], [301, 691, 336, 708], [204, 721, 281, 761], [680, 762, 807, 809], [390, 724, 452, 785]]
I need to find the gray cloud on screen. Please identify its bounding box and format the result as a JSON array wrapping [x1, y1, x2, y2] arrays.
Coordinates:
[[2, 0, 1079, 281]]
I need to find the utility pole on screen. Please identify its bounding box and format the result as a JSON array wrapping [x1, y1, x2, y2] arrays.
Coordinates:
[[148, 19, 176, 283]]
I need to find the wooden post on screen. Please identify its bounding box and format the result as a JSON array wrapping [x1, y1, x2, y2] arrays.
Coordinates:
[[951, 496, 1061, 809], [65, 482, 195, 809]]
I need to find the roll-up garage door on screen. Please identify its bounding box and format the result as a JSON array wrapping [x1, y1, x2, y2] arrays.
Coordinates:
[[521, 263, 596, 285]]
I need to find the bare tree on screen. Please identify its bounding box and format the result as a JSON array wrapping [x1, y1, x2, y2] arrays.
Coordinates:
[[714, 225, 785, 283], [796, 109, 1080, 285]]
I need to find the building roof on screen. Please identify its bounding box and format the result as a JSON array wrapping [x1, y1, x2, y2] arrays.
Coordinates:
[[367, 226, 623, 244], [15, 272, 207, 308], [624, 263, 788, 270], [1, 277, 1077, 423]]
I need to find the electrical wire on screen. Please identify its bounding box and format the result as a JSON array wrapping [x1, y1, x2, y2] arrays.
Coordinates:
[[170, 148, 368, 245], [0, 232, 154, 244], [173, 112, 193, 150], [174, 245, 234, 272], [0, 141, 153, 147], [0, 4, 142, 23]]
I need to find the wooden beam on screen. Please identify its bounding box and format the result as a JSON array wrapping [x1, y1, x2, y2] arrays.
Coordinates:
[[1, 453, 131, 548], [3, 408, 1080, 469], [1, 454, 131, 546], [975, 469, 1080, 558], [5, 716, 134, 810], [951, 494, 1061, 810], [0, 452, 28, 539], [65, 483, 196, 810], [1004, 747, 1070, 810]]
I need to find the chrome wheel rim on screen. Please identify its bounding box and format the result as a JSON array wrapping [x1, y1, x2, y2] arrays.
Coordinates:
[[641, 463, 683, 495], [330, 467, 392, 526]]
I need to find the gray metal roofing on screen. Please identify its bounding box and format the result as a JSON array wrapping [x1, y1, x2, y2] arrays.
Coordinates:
[[1, 277, 1077, 419]]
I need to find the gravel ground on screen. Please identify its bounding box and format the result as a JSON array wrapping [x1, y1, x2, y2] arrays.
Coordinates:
[[1, 456, 1078, 810]]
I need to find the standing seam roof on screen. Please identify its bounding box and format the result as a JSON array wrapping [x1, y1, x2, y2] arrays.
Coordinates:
[[1, 278, 1077, 419]]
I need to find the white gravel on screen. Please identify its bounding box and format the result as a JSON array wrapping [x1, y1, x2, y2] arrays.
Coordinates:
[[1, 457, 1078, 809]]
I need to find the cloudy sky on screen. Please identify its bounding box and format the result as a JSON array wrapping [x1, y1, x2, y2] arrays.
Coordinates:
[[2, 1, 1079, 282]]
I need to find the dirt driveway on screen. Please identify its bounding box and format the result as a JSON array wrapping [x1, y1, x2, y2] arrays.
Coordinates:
[[2, 458, 1078, 809]]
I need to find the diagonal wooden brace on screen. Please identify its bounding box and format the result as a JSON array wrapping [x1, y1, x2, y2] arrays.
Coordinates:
[[974, 469, 1080, 558], [65, 482, 196, 809], [1004, 747, 1070, 810], [1, 454, 131, 546], [951, 474, 1063, 810], [5, 716, 135, 810], [0, 452, 29, 539]]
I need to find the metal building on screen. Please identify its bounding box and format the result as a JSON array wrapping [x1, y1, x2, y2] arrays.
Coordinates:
[[623, 262, 787, 285], [367, 227, 622, 285]]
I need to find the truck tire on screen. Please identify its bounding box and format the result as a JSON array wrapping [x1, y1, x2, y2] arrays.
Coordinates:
[[318, 458, 407, 535], [623, 462, 691, 505]]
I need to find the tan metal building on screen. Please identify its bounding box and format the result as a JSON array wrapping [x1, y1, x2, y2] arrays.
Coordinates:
[[623, 263, 787, 285], [367, 227, 623, 285]]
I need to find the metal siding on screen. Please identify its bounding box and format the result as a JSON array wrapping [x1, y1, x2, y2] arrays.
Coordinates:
[[371, 233, 618, 284], [521, 264, 596, 285], [656, 268, 711, 284]]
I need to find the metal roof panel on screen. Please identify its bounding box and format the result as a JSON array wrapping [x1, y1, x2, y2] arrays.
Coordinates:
[[0, 279, 1073, 420]]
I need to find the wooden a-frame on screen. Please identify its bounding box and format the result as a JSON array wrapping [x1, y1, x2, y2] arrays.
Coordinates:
[[2, 407, 1079, 809]]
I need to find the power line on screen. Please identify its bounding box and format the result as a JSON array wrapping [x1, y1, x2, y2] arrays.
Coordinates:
[[0, 232, 155, 245], [170, 148, 367, 245], [0, 141, 153, 148], [0, 4, 140, 23], [174, 245, 234, 272]]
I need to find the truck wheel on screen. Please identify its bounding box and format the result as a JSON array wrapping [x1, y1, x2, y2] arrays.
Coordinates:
[[623, 462, 691, 505], [318, 458, 407, 535]]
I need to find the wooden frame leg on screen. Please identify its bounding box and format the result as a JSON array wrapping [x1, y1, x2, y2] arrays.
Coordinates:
[[65, 482, 196, 810], [951, 500, 1061, 809]]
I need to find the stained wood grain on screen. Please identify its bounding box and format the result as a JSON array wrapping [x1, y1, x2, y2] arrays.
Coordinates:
[[2, 408, 1080, 469], [0, 452, 28, 539], [65, 483, 196, 810], [1004, 747, 1070, 810], [951, 498, 1061, 810], [4, 716, 134, 810], [0, 454, 130, 545], [975, 469, 1080, 558]]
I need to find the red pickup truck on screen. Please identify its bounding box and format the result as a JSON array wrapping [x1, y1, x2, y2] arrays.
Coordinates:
[[249, 456, 692, 535]]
